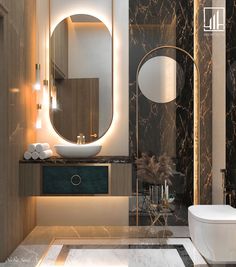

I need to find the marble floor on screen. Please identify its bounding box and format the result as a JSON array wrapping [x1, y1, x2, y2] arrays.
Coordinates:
[[0, 226, 210, 267], [39, 238, 207, 267]]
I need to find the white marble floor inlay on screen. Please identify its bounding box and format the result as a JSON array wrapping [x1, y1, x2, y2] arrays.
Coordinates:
[[39, 238, 207, 267], [65, 248, 185, 267]]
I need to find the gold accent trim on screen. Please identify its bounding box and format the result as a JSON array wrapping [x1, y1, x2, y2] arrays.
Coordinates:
[[70, 174, 82, 186], [35, 238, 55, 267], [135, 45, 200, 210], [194, 1, 200, 205], [55, 245, 70, 265]]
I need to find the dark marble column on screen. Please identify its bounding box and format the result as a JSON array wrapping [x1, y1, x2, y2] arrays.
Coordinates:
[[226, 0, 236, 200], [129, 0, 194, 225]]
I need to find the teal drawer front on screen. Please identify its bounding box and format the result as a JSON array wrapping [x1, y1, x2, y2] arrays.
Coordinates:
[[42, 165, 109, 195]]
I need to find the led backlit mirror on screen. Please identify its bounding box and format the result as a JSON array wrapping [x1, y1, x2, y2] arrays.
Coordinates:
[[50, 14, 113, 143]]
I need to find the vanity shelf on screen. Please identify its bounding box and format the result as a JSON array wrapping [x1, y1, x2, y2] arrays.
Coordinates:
[[19, 157, 132, 196]]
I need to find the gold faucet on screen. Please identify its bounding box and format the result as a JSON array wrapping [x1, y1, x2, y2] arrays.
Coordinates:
[[77, 133, 85, 144]]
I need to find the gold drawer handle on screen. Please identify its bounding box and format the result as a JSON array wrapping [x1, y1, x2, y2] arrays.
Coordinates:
[[71, 174, 81, 186], [90, 133, 97, 138]]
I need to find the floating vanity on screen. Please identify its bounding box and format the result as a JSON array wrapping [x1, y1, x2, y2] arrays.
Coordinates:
[[19, 157, 132, 196]]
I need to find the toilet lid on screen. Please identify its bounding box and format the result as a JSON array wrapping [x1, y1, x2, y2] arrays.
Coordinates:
[[188, 205, 236, 224]]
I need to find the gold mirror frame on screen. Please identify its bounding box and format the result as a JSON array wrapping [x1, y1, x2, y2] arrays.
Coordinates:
[[135, 45, 200, 205]]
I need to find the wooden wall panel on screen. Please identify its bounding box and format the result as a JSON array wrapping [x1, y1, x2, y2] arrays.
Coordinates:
[[110, 164, 132, 196], [19, 164, 41, 196], [51, 18, 68, 78], [53, 78, 99, 143], [0, 0, 36, 261]]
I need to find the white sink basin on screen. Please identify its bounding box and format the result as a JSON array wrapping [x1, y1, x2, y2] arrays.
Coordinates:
[[54, 144, 102, 158]]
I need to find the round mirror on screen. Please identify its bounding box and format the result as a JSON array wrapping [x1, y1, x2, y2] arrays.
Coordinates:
[[138, 56, 184, 103], [50, 14, 113, 144]]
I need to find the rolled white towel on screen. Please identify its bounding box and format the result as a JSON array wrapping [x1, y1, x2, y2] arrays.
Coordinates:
[[28, 143, 40, 153], [32, 151, 39, 160], [24, 151, 32, 160], [36, 143, 50, 153], [39, 149, 53, 160]]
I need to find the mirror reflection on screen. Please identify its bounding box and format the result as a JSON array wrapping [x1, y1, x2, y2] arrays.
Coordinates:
[[138, 56, 184, 103], [50, 14, 113, 143]]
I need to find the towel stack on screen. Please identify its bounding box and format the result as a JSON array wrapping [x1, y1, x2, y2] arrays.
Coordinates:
[[24, 143, 53, 160]]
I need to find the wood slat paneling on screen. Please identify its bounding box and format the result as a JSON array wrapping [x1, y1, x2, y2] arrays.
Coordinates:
[[53, 78, 99, 143], [19, 164, 41, 196], [111, 164, 132, 196], [0, 0, 36, 261], [51, 18, 68, 78]]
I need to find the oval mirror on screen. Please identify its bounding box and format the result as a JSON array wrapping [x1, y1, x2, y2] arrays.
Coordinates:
[[50, 14, 113, 143], [138, 56, 184, 103]]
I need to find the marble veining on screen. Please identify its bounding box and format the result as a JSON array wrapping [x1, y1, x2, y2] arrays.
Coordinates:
[[226, 0, 236, 204], [62, 246, 189, 267], [20, 156, 132, 164], [129, 0, 194, 225]]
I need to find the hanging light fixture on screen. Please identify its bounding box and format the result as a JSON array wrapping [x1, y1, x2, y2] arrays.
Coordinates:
[[34, 63, 41, 91], [43, 79, 49, 106], [42, 23, 49, 106], [36, 104, 42, 129], [51, 16, 58, 110], [34, 1, 41, 92]]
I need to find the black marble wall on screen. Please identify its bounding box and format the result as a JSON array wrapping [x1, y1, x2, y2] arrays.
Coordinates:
[[195, 0, 213, 204], [226, 0, 236, 199], [129, 0, 194, 225]]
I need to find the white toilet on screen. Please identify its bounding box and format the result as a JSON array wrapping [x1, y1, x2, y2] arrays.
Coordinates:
[[188, 205, 236, 264]]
